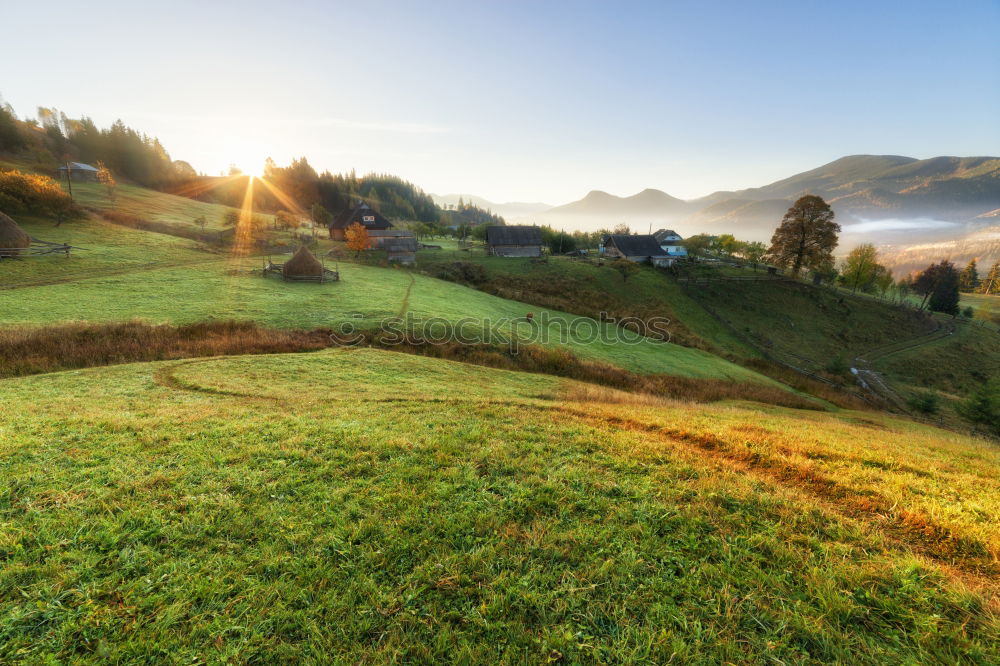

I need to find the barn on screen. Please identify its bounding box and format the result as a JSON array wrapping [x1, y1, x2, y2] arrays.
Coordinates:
[[601, 234, 672, 266], [485, 225, 543, 257], [57, 162, 99, 182], [328, 203, 393, 240], [369, 229, 418, 264]]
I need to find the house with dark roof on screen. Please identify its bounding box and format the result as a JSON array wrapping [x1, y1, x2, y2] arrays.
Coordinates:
[[57, 162, 99, 182], [328, 203, 393, 240], [485, 225, 543, 257], [653, 228, 688, 260], [601, 234, 672, 266]]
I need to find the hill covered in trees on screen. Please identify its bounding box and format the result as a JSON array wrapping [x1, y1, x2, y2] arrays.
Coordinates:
[[0, 98, 502, 227]]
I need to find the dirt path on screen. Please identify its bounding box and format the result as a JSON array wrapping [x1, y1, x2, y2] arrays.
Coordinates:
[[397, 273, 415, 318]]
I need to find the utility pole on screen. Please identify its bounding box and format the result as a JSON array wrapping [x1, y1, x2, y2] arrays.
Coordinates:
[[63, 159, 74, 200]]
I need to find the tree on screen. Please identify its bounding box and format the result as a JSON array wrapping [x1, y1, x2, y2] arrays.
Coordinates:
[[741, 241, 767, 270], [612, 223, 631, 236], [840, 244, 887, 293], [682, 234, 715, 259], [0, 101, 25, 151], [95, 161, 116, 203], [193, 215, 207, 232], [716, 234, 743, 257], [959, 259, 980, 293], [767, 195, 840, 277], [275, 210, 297, 231], [980, 261, 1000, 295], [913, 261, 960, 315], [222, 210, 240, 227], [345, 222, 371, 256], [610, 258, 640, 282]]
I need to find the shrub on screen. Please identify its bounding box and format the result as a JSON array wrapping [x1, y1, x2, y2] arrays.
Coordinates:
[[907, 391, 939, 415], [825, 354, 850, 376], [429, 261, 488, 286], [0, 168, 77, 218], [958, 380, 1000, 436]]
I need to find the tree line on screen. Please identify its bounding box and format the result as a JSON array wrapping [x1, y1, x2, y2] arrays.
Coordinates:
[[0, 99, 195, 188]]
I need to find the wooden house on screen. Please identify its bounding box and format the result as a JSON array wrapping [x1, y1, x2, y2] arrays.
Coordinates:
[[328, 203, 393, 240], [485, 225, 543, 257], [601, 234, 672, 266], [653, 228, 688, 260], [369, 229, 417, 264]]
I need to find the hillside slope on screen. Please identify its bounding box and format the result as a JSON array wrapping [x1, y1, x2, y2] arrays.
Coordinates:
[[1, 349, 997, 662], [0, 246, 767, 383]]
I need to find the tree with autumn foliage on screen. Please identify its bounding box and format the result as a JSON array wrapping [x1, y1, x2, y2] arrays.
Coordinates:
[[980, 261, 1000, 295], [95, 161, 116, 204], [767, 195, 840, 277], [345, 222, 371, 256]]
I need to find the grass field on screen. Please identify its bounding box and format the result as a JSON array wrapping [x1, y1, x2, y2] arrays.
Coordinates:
[[0, 215, 214, 288], [1, 349, 997, 662], [686, 278, 938, 372], [963, 292, 1000, 323], [875, 322, 1000, 402], [416, 251, 758, 358], [0, 253, 765, 382]]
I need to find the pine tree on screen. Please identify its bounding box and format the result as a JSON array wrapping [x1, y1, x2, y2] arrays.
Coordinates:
[[959, 259, 980, 292]]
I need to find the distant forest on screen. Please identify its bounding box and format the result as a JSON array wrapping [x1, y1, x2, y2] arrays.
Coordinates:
[[0, 98, 504, 226]]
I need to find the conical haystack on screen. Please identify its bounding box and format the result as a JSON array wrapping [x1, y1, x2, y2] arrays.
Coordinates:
[[282, 245, 324, 279], [0, 211, 31, 256]]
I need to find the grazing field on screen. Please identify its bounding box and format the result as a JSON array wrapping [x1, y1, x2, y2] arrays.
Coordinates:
[[874, 322, 1000, 402], [1, 349, 997, 662], [685, 278, 938, 372], [416, 250, 758, 357], [0, 215, 214, 288], [964, 292, 1000, 323], [0, 255, 766, 382]]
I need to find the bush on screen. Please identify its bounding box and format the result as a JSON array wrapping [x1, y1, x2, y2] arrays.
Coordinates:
[[0, 168, 77, 218], [428, 261, 488, 286], [825, 354, 850, 376], [907, 391, 939, 415], [958, 380, 1000, 436], [962, 306, 975, 319]]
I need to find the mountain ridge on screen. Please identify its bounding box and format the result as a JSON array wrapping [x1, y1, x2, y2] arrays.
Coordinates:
[[512, 155, 1000, 242]]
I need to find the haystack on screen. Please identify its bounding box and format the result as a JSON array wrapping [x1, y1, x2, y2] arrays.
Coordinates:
[[282, 245, 324, 279], [0, 211, 31, 256]]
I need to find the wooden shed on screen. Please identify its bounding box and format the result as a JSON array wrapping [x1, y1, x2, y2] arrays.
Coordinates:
[[485, 225, 543, 257], [369, 229, 418, 264]]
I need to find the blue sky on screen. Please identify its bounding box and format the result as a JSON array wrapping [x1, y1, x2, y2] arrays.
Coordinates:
[[1, 0, 997, 203]]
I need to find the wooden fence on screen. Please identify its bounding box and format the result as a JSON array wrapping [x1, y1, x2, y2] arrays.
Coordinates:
[[0, 238, 79, 259]]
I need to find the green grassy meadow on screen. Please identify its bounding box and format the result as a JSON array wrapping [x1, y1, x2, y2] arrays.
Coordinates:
[[0, 249, 763, 382], [1, 349, 997, 662], [1, 215, 213, 288]]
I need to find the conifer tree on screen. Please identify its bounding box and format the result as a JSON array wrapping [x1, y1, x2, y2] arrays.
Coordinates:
[[959, 259, 980, 292]]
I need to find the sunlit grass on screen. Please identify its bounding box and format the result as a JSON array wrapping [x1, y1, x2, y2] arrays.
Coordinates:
[[0, 349, 997, 662]]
